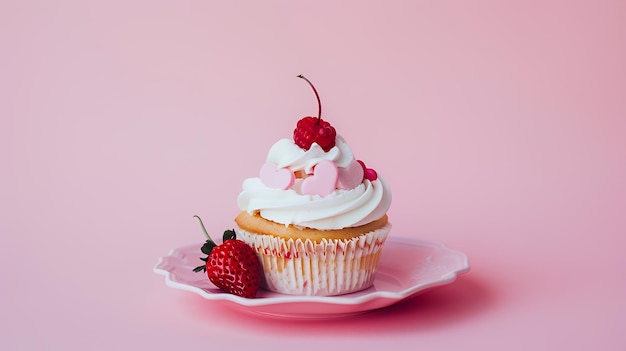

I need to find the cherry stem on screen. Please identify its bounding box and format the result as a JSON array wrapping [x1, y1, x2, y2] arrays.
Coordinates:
[[297, 74, 322, 124], [193, 215, 212, 241]]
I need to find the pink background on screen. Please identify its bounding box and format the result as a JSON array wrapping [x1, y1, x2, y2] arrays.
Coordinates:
[[1, 1, 625, 350]]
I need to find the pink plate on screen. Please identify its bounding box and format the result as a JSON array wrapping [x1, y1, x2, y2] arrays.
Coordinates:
[[153, 236, 470, 318]]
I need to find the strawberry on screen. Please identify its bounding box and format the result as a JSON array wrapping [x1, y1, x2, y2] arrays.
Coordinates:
[[192, 215, 260, 298], [293, 75, 337, 152]]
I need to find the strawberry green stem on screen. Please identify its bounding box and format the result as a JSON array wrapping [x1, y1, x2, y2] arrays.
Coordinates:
[[193, 215, 212, 241], [297, 74, 322, 124]]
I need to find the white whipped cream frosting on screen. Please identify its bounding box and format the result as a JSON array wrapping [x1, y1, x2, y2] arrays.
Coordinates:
[[237, 136, 392, 230]]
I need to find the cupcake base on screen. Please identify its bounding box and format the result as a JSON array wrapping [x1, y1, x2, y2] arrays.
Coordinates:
[[235, 224, 391, 296]]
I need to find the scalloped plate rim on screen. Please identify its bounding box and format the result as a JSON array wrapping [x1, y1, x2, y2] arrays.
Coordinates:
[[154, 236, 470, 309]]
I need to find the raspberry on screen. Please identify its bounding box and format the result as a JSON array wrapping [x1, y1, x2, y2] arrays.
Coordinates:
[[294, 75, 337, 151], [294, 116, 337, 152]]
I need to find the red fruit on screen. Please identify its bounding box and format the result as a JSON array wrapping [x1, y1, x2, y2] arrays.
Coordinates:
[[206, 240, 260, 298], [294, 75, 337, 152], [193, 216, 260, 298], [294, 116, 337, 152]]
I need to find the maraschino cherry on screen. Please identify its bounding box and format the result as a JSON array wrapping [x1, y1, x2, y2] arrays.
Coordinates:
[[293, 75, 337, 152]]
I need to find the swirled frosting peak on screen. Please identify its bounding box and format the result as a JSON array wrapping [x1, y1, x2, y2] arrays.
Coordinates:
[[237, 135, 391, 230]]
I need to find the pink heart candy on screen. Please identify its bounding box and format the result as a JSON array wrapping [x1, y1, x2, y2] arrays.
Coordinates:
[[259, 162, 295, 190], [337, 159, 364, 189], [301, 160, 338, 197]]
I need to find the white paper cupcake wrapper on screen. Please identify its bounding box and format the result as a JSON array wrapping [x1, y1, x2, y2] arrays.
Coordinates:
[[235, 223, 391, 296]]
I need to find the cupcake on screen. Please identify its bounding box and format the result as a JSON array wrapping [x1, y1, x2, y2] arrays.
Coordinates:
[[235, 75, 392, 296]]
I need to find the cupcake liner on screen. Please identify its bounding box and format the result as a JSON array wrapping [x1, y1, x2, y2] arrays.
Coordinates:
[[235, 224, 391, 296]]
